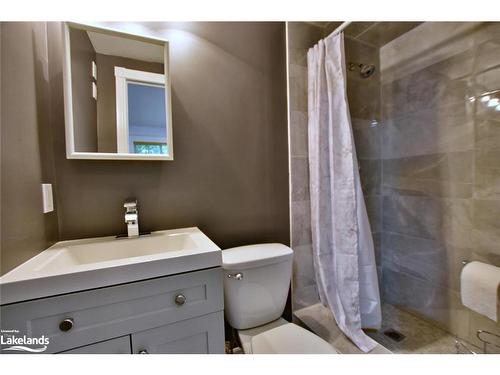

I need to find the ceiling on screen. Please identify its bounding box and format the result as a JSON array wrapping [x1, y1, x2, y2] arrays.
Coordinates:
[[308, 22, 423, 48], [86, 30, 164, 63]]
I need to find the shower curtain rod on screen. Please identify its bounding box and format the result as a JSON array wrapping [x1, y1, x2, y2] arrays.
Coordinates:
[[330, 21, 352, 37]]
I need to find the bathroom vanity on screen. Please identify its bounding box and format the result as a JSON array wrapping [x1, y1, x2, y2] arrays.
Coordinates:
[[0, 228, 225, 354]]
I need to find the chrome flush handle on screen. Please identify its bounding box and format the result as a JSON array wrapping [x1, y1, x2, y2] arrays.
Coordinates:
[[227, 272, 243, 280]]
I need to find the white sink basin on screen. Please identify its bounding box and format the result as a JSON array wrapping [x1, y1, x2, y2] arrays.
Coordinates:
[[36, 231, 205, 271], [0, 227, 222, 304]]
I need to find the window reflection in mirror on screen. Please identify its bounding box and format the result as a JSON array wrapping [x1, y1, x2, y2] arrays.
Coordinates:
[[115, 67, 167, 154], [127, 83, 167, 155], [64, 23, 172, 160]]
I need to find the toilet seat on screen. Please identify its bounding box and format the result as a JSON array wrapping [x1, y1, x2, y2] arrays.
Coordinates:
[[237, 319, 337, 354], [251, 323, 337, 354]]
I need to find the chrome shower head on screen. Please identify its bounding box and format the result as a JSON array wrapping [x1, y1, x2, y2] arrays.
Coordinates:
[[348, 62, 376, 78], [359, 64, 376, 78]]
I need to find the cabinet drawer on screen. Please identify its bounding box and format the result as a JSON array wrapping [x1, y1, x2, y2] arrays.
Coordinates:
[[59, 336, 131, 354], [1, 268, 223, 353], [131, 311, 224, 354]]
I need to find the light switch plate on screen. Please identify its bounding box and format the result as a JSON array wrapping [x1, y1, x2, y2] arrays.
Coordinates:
[[92, 82, 97, 100], [91, 60, 97, 79], [42, 183, 54, 213]]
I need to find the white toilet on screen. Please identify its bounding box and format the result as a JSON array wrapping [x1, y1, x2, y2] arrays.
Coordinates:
[[222, 243, 337, 354]]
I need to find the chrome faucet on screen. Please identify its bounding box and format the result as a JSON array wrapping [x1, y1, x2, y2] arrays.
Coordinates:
[[124, 199, 139, 237]]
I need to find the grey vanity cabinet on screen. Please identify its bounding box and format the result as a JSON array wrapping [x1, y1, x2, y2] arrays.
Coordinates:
[[0, 268, 225, 354], [59, 312, 225, 354], [131, 311, 224, 354], [60, 336, 132, 354]]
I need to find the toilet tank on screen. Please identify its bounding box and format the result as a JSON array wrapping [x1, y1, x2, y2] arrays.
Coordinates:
[[222, 244, 293, 330]]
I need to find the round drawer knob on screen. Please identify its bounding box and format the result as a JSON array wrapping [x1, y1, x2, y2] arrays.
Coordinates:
[[59, 318, 74, 332], [174, 293, 186, 306], [138, 349, 148, 354]]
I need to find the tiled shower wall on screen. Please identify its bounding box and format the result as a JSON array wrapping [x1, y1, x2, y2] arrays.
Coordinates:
[[345, 36, 383, 291], [288, 22, 323, 311], [287, 22, 382, 311], [289, 22, 499, 351], [380, 22, 500, 350]]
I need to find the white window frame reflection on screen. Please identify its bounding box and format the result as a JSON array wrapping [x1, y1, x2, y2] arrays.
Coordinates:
[[114, 67, 166, 154]]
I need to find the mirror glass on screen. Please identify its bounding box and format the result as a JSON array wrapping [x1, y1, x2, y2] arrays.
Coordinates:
[[63, 23, 173, 160]]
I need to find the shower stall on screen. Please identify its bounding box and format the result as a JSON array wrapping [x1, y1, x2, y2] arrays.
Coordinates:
[[287, 21, 500, 354]]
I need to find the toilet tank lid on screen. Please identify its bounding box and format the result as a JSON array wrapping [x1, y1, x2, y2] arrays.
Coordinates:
[[222, 243, 293, 270]]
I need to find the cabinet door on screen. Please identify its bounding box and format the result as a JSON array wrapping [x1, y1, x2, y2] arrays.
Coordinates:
[[59, 336, 131, 354], [131, 312, 224, 354]]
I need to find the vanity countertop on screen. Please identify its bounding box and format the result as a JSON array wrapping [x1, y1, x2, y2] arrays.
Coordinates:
[[0, 227, 222, 305]]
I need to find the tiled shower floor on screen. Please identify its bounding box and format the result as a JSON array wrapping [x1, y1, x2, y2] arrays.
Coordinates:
[[294, 303, 481, 354], [365, 304, 476, 354], [294, 303, 390, 354]]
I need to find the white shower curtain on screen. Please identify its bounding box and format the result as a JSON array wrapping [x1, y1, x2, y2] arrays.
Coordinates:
[[307, 32, 381, 353]]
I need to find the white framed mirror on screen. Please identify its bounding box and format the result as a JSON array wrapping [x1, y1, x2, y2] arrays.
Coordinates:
[[62, 22, 173, 160]]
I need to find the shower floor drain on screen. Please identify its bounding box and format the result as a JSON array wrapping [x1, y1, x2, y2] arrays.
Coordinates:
[[383, 328, 406, 342]]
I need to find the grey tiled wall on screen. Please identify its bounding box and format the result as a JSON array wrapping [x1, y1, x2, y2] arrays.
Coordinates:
[[288, 23, 500, 352], [287, 22, 382, 311], [380, 22, 500, 350], [287, 22, 323, 311], [345, 37, 383, 290]]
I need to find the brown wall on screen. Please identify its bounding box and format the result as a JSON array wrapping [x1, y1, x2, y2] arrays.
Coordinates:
[[1, 22, 59, 274], [1, 21, 289, 280], [46, 22, 289, 250], [69, 28, 98, 152], [95, 54, 164, 153]]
